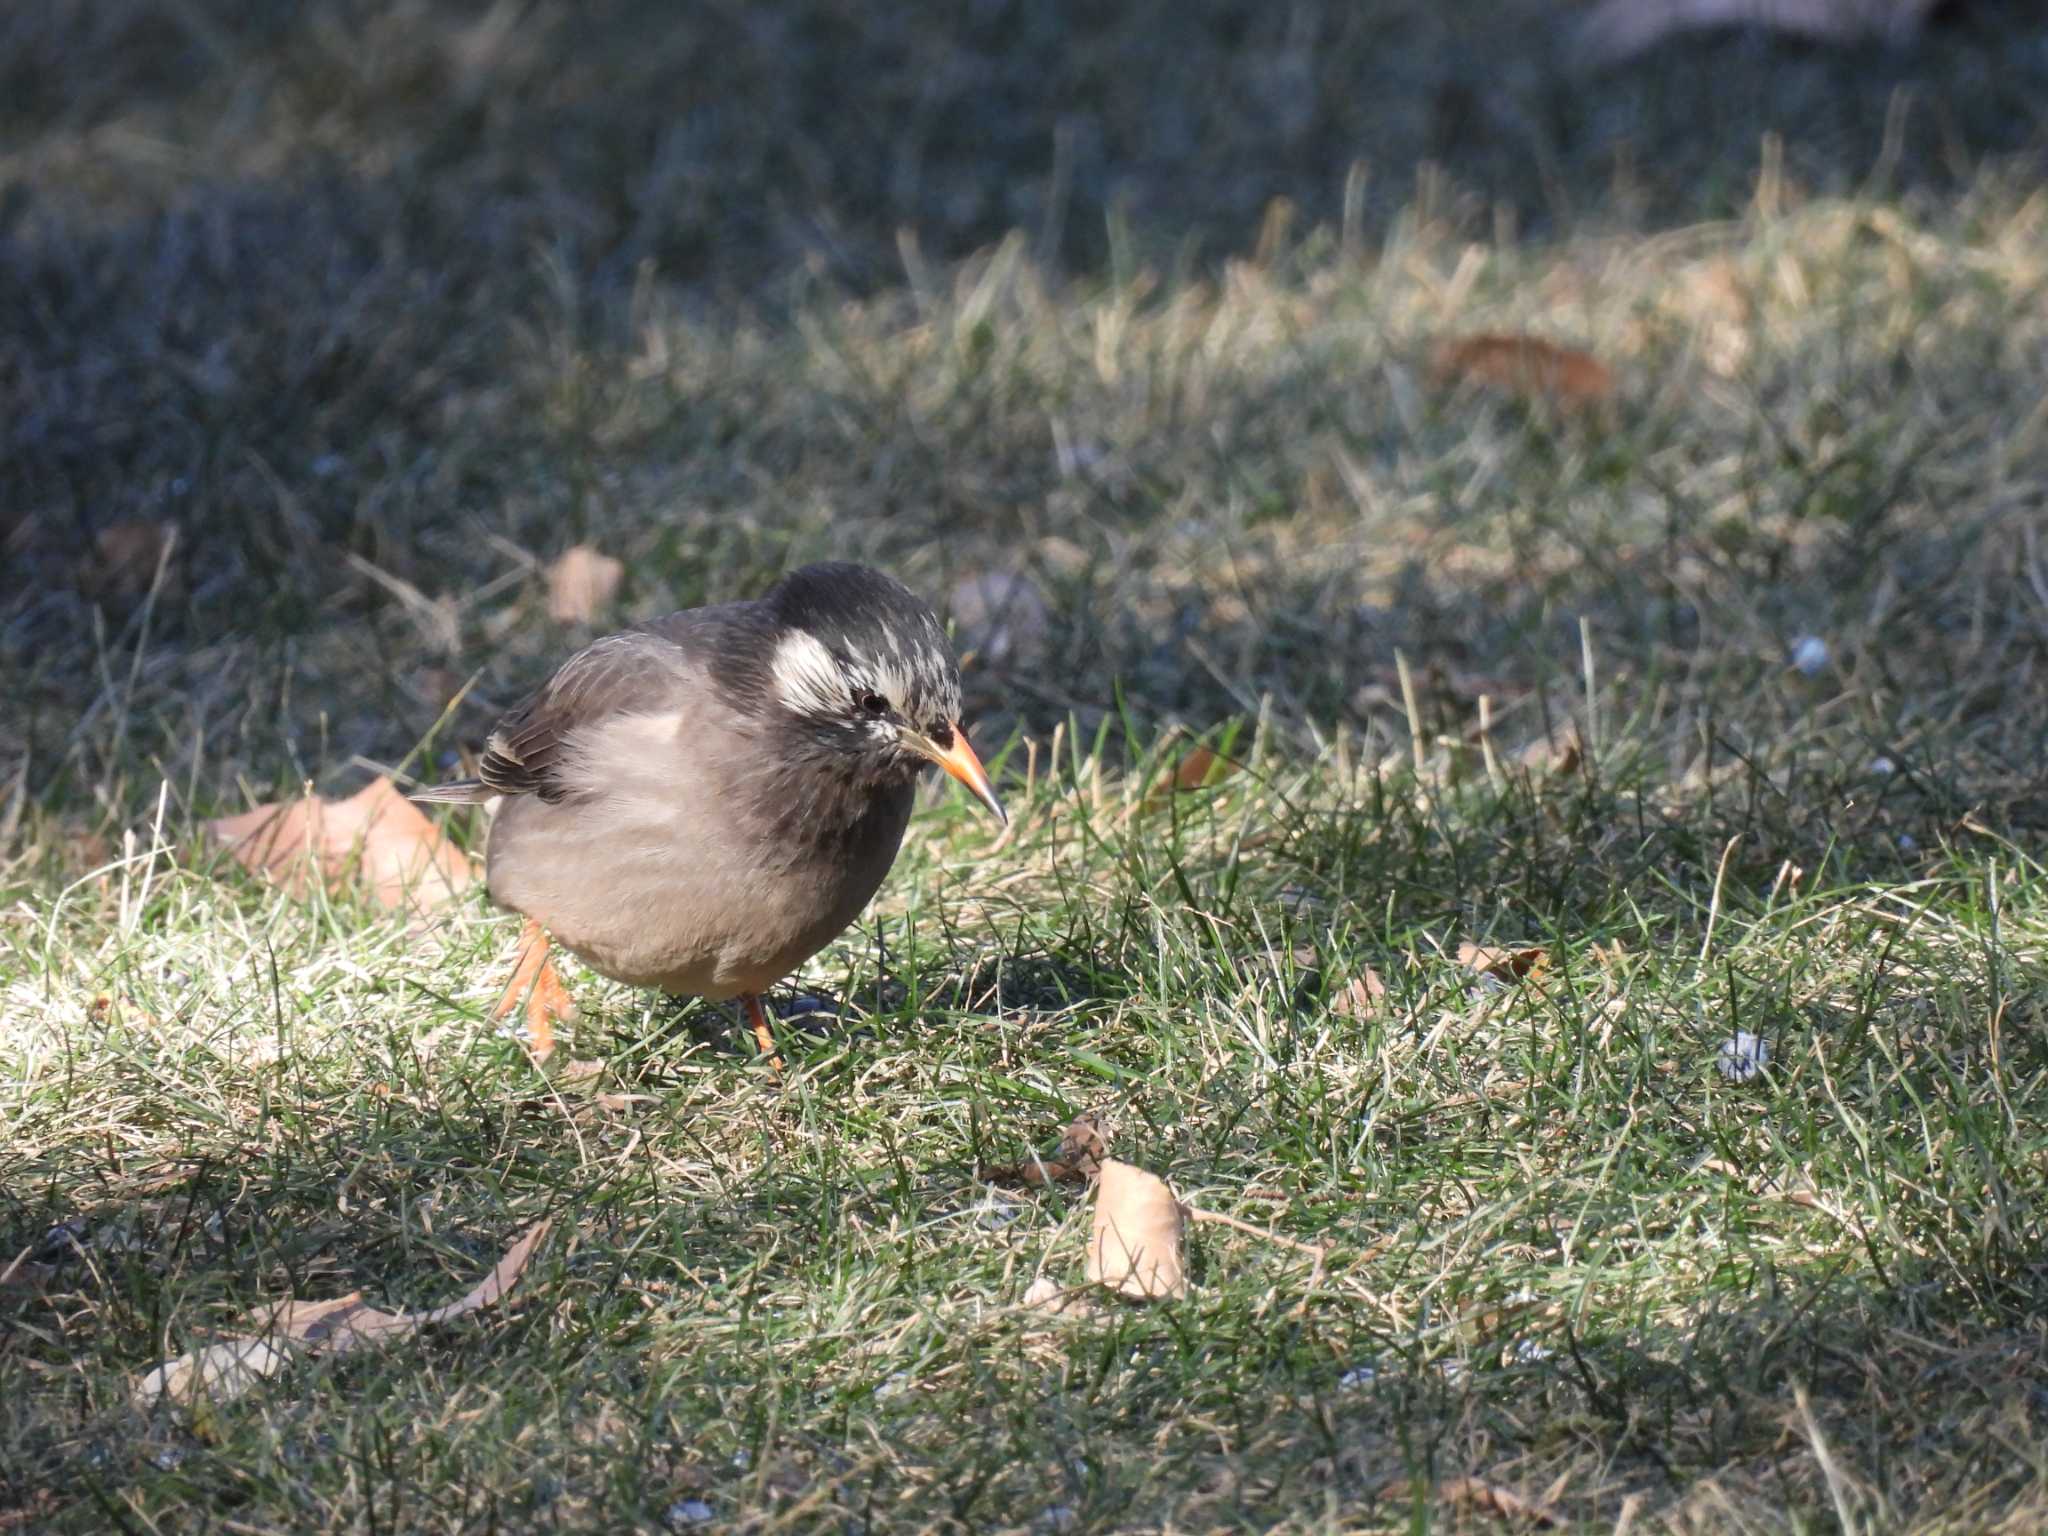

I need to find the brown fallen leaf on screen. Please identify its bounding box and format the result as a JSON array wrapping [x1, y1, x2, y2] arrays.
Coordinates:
[[1330, 967, 1388, 1018], [209, 775, 476, 915], [0, 1259, 57, 1296], [1457, 942, 1549, 982], [1020, 1274, 1104, 1320], [80, 519, 181, 601], [134, 1219, 550, 1421], [981, 1114, 1109, 1187], [1438, 1475, 1563, 1528], [545, 544, 624, 625], [1521, 723, 1584, 779], [1087, 1159, 1187, 1301], [0, 1488, 60, 1530], [1145, 744, 1239, 806], [1430, 334, 1614, 409], [1576, 0, 1935, 67]]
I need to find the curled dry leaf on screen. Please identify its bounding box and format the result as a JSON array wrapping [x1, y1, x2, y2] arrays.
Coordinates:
[[1575, 0, 1935, 67], [1020, 1274, 1103, 1320], [1145, 745, 1239, 806], [1437, 1475, 1563, 1528], [1457, 942, 1549, 982], [1521, 724, 1583, 779], [0, 1259, 58, 1295], [209, 775, 475, 915], [1086, 1159, 1187, 1301], [1330, 967, 1387, 1018], [980, 1114, 1108, 1188], [545, 544, 624, 625], [134, 1219, 550, 1420], [80, 519, 180, 601], [1430, 334, 1613, 409]]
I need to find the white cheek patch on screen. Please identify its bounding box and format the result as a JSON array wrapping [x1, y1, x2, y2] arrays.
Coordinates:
[[770, 630, 847, 716]]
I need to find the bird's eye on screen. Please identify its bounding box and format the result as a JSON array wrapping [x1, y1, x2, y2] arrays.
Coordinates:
[[858, 692, 891, 718]]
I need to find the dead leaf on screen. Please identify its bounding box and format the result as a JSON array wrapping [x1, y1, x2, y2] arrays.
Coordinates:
[[545, 544, 624, 625], [0, 1488, 60, 1530], [1020, 1274, 1103, 1320], [1438, 1476, 1563, 1528], [1145, 745, 1239, 806], [981, 1114, 1108, 1187], [1430, 334, 1614, 409], [1521, 723, 1583, 779], [557, 1058, 604, 1086], [209, 775, 476, 914], [1331, 968, 1387, 1018], [1086, 1159, 1187, 1301], [1457, 943, 1549, 982], [133, 1340, 292, 1424], [80, 519, 180, 601], [0, 1259, 57, 1295], [1576, 0, 1935, 67], [134, 1219, 550, 1418]]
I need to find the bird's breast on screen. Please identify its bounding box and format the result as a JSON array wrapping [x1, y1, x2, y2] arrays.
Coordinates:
[[484, 757, 917, 1001]]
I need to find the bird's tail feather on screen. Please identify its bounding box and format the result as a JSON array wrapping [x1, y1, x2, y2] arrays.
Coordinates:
[[410, 779, 494, 805]]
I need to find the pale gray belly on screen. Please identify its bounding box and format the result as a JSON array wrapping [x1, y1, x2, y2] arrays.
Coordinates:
[[484, 782, 913, 1000]]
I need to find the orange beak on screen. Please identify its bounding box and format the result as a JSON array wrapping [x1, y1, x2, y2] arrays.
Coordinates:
[[922, 725, 1006, 824]]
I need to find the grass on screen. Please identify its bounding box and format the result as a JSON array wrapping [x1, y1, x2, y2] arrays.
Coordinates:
[[8, 1, 2048, 1530]]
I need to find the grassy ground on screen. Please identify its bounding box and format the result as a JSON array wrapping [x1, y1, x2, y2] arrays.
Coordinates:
[[9, 2, 2048, 1531]]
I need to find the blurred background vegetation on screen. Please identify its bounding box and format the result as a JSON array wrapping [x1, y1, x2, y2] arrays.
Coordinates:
[[7, 1, 2047, 815]]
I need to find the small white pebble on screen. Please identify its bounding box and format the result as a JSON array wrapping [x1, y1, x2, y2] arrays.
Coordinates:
[[1869, 756, 1896, 777], [667, 1499, 715, 1529], [1510, 1339, 1554, 1364], [1789, 635, 1829, 675], [1337, 1363, 1378, 1391], [1717, 1031, 1769, 1082]]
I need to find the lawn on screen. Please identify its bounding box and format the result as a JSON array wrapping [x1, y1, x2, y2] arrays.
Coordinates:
[[7, 2, 2048, 1531]]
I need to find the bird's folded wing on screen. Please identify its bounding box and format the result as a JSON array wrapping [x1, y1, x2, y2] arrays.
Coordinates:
[[479, 630, 696, 803]]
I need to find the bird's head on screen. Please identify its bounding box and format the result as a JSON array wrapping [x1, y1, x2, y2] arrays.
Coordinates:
[[760, 562, 1005, 823]]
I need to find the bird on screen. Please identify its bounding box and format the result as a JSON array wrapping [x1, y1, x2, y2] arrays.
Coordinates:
[[413, 561, 1006, 1062]]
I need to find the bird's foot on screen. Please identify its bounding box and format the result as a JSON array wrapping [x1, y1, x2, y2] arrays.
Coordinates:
[[493, 917, 578, 1064], [738, 993, 784, 1073]]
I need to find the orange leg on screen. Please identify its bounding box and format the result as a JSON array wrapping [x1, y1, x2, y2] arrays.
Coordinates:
[[738, 992, 783, 1071], [491, 917, 577, 1063]]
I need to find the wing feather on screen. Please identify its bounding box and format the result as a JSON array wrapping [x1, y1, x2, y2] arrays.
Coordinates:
[[477, 629, 697, 802]]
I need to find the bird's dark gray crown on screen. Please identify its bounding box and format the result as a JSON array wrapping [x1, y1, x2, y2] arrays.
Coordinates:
[[760, 562, 961, 737]]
